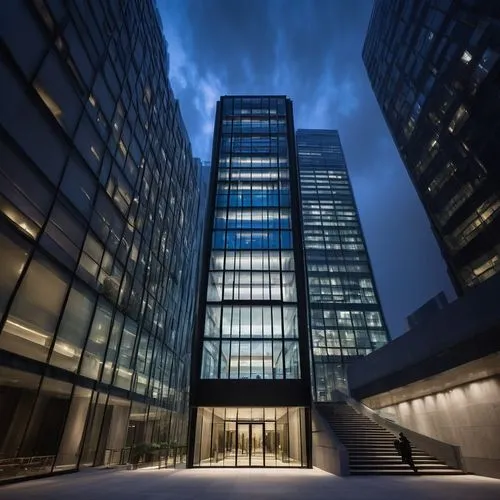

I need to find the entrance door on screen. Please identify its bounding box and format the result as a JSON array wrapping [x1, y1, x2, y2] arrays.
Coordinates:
[[236, 423, 250, 466], [236, 423, 265, 466], [250, 423, 263, 466]]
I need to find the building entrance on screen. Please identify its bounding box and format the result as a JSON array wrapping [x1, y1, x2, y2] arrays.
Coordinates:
[[193, 407, 306, 467]]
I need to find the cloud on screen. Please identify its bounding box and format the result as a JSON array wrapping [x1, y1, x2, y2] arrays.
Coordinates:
[[159, 3, 227, 159], [193, 72, 226, 154], [155, 0, 455, 337]]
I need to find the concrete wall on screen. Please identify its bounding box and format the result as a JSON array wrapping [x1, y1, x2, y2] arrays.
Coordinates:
[[311, 407, 349, 476], [374, 376, 500, 478], [348, 272, 500, 399]]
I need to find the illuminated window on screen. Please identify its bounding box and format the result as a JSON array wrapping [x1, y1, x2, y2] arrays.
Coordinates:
[[446, 197, 500, 251], [461, 50, 472, 64], [34, 84, 62, 121], [448, 104, 469, 134]]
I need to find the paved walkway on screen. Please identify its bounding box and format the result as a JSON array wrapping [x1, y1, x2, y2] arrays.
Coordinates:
[[1, 468, 500, 499]]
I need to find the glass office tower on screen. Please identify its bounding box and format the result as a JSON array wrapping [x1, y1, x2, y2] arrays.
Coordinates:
[[0, 0, 201, 480], [363, 0, 500, 294], [188, 96, 312, 468], [297, 130, 390, 400]]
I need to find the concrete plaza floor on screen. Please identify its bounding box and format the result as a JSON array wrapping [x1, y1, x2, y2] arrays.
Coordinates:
[[1, 467, 500, 500]]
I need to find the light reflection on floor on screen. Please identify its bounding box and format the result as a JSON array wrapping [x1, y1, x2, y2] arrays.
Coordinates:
[[2, 465, 500, 500], [198, 452, 302, 467]]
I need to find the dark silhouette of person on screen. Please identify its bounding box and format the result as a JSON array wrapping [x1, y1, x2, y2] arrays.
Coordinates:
[[393, 438, 401, 456], [398, 432, 418, 473]]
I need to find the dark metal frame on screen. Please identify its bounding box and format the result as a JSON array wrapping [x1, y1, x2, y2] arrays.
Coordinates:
[[187, 96, 313, 468]]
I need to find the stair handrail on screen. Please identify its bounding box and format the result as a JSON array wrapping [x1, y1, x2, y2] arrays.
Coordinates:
[[333, 391, 464, 471]]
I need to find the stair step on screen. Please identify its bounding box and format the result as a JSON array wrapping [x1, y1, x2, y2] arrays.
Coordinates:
[[345, 447, 419, 452], [349, 453, 432, 458], [317, 403, 464, 476], [349, 454, 443, 464], [333, 434, 396, 441], [330, 425, 383, 428], [340, 439, 415, 443], [350, 459, 443, 465], [333, 423, 382, 426], [351, 464, 455, 470], [341, 440, 400, 444], [337, 433, 391, 436], [350, 470, 465, 475]]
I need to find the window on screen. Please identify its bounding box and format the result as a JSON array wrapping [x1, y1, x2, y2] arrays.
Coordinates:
[[437, 183, 475, 227], [365, 311, 382, 328], [0, 251, 70, 362], [0, 2, 47, 79], [61, 157, 97, 219], [0, 58, 68, 185], [63, 20, 93, 86], [79, 297, 112, 380], [34, 50, 81, 133], [202, 305, 299, 380], [40, 199, 86, 271], [20, 377, 73, 462], [49, 281, 96, 372], [0, 367, 42, 474], [74, 115, 104, 174], [447, 197, 500, 251], [113, 317, 137, 390], [461, 50, 472, 64], [101, 311, 124, 384], [471, 48, 500, 87], [0, 225, 31, 317], [448, 105, 469, 135], [427, 162, 457, 196]]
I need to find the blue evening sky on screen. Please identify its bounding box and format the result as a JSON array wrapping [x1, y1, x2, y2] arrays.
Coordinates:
[[157, 0, 455, 337]]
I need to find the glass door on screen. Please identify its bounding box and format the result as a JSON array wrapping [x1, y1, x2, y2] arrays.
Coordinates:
[[236, 422, 266, 466], [236, 423, 250, 466], [250, 423, 264, 466]]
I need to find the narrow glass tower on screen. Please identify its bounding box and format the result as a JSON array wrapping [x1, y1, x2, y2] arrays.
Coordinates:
[[297, 129, 390, 400], [188, 96, 312, 468]]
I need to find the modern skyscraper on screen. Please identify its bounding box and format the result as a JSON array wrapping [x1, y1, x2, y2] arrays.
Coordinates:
[[188, 96, 312, 468], [363, 0, 500, 294], [297, 130, 390, 401], [0, 0, 201, 479]]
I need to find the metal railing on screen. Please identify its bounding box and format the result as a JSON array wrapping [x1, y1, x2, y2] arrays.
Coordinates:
[[0, 455, 56, 480], [342, 392, 464, 471]]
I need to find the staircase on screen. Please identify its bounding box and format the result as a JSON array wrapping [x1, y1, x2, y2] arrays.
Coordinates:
[[317, 402, 464, 475]]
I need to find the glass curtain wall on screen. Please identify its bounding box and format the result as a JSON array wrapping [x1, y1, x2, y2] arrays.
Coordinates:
[[201, 97, 301, 381], [297, 130, 390, 400], [193, 407, 307, 467], [363, 0, 500, 292], [0, 0, 199, 480]]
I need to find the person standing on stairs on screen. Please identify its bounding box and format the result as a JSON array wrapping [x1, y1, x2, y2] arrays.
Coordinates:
[[398, 432, 418, 473]]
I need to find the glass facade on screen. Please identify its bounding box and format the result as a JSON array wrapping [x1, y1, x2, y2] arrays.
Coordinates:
[[297, 129, 390, 400], [202, 97, 301, 381], [363, 0, 500, 294], [189, 96, 312, 468], [193, 407, 307, 467], [0, 0, 201, 480]]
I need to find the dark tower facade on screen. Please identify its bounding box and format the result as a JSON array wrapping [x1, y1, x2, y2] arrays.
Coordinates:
[[188, 96, 312, 468], [297, 129, 390, 401], [363, 0, 500, 294], [0, 0, 201, 479]]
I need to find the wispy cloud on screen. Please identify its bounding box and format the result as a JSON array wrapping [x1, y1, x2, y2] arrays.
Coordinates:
[[193, 72, 226, 155], [155, 0, 455, 337], [160, 2, 227, 159]]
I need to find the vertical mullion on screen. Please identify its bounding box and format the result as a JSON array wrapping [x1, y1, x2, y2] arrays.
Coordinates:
[[208, 408, 215, 466], [286, 407, 291, 467]]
